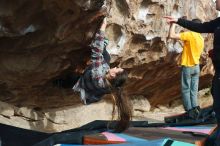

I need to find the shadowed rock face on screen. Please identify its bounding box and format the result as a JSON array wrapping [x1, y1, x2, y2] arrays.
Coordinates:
[[0, 0, 107, 107], [0, 0, 217, 118]]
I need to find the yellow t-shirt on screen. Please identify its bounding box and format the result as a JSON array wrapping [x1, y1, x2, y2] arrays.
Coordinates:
[[180, 31, 204, 67]]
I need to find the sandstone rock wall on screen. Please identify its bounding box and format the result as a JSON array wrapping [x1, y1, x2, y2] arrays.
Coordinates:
[[106, 0, 216, 105]]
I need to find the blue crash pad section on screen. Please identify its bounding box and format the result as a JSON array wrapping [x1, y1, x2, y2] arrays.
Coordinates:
[[56, 133, 195, 146], [163, 125, 214, 134]]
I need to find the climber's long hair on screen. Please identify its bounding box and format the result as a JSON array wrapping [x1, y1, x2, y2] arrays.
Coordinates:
[[108, 70, 132, 132]]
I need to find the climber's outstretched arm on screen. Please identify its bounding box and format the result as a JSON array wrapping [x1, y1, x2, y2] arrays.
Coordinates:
[[89, 18, 109, 88]]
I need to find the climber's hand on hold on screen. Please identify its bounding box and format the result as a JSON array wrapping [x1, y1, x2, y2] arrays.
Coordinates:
[[88, 6, 108, 23]]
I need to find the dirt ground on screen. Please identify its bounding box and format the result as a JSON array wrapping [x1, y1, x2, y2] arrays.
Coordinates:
[[133, 88, 213, 122]]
